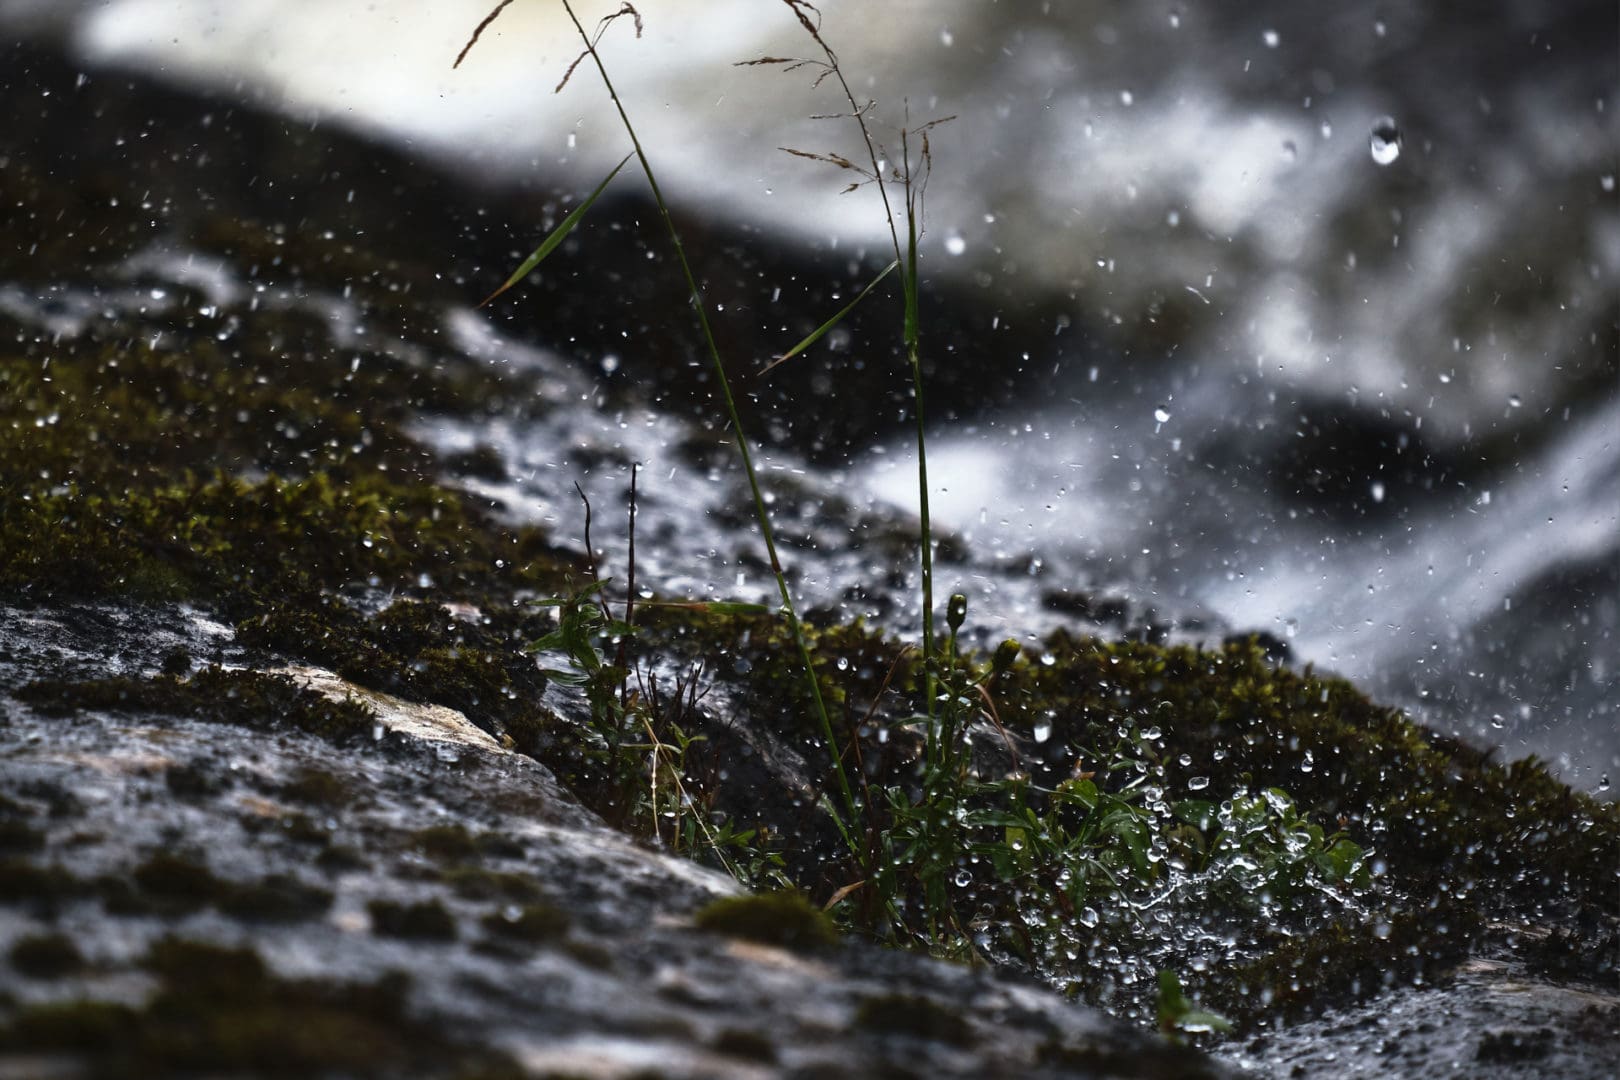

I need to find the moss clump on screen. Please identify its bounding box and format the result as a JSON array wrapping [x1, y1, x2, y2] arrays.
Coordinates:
[[128, 853, 225, 915], [711, 1027, 779, 1064], [441, 867, 545, 904], [236, 597, 555, 750], [992, 633, 1620, 915], [479, 903, 571, 944], [692, 891, 839, 952], [405, 824, 525, 864], [0, 859, 84, 908], [276, 767, 353, 809], [1210, 901, 1481, 1028], [0, 935, 517, 1076], [217, 874, 334, 923], [368, 899, 458, 941], [852, 993, 976, 1048], [0, 820, 45, 855], [8, 933, 86, 979], [17, 666, 377, 745]]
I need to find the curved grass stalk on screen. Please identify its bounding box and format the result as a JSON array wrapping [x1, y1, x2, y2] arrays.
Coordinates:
[[456, 1, 856, 826]]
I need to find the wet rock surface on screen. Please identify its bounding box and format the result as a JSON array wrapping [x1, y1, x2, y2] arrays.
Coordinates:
[[0, 603, 1229, 1079]]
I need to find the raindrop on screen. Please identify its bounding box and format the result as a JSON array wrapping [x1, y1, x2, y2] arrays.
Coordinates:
[[1603, 174, 1616, 192], [1262, 29, 1280, 48], [1369, 118, 1402, 165], [1370, 481, 1386, 503], [939, 28, 954, 47], [1319, 119, 1333, 139], [1508, 394, 1522, 408], [1153, 406, 1172, 424], [944, 233, 967, 256], [953, 869, 973, 887], [1187, 775, 1210, 791], [1281, 140, 1297, 162], [1033, 719, 1053, 743], [1120, 90, 1134, 106]]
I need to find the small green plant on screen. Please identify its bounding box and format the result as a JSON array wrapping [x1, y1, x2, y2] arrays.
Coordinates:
[[454, 0, 1377, 1032], [1155, 970, 1233, 1040]]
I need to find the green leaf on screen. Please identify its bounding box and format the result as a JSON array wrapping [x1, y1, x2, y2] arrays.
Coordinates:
[[758, 259, 899, 375], [480, 152, 635, 307], [1055, 777, 1099, 811], [1173, 799, 1218, 831]]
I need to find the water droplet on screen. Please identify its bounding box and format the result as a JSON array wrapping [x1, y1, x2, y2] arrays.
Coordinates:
[[1187, 775, 1210, 791], [1319, 119, 1334, 139], [953, 869, 973, 887], [944, 233, 967, 256], [1033, 720, 1053, 744], [1370, 481, 1386, 503], [1120, 90, 1134, 106], [600, 353, 620, 374], [1369, 117, 1402, 165], [1262, 29, 1280, 48], [1602, 174, 1616, 192], [1373, 19, 1387, 37], [1508, 394, 1522, 408], [939, 28, 954, 47], [1153, 406, 1172, 424]]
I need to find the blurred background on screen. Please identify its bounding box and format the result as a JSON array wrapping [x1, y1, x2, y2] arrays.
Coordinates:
[[3, 0, 1615, 786]]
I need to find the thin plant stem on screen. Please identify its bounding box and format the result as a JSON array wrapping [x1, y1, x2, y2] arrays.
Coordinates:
[[557, 0, 856, 822], [782, 4, 937, 713]]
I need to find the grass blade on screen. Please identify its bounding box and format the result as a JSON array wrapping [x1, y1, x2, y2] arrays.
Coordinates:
[[758, 259, 899, 375], [479, 151, 634, 307]]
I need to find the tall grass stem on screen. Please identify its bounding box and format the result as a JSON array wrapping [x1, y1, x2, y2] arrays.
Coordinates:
[[556, 0, 856, 821]]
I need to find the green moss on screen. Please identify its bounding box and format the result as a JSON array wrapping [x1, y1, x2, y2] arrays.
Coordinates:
[[0, 935, 517, 1076], [1210, 902, 1481, 1028], [217, 875, 334, 923], [0, 859, 84, 908], [8, 933, 86, 979], [442, 867, 545, 903], [129, 853, 224, 915], [479, 903, 571, 944], [852, 993, 975, 1047], [368, 899, 458, 941], [404, 825, 526, 864], [17, 666, 377, 745], [277, 767, 353, 809], [983, 633, 1620, 915], [408, 825, 482, 862], [692, 891, 839, 952], [237, 598, 556, 748], [711, 1028, 779, 1064], [0, 820, 45, 855]]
